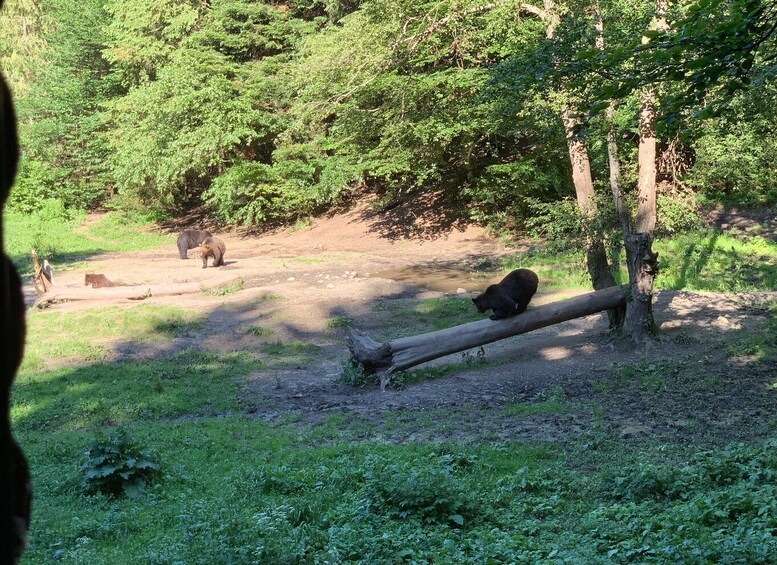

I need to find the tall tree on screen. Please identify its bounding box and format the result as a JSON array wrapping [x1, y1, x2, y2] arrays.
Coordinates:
[[620, 0, 666, 341]]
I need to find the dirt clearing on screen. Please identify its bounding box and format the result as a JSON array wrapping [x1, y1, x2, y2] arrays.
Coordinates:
[[25, 204, 777, 446]]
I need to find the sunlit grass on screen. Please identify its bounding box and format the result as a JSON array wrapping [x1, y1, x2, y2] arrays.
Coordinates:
[[499, 229, 777, 292], [21, 305, 203, 372], [4, 208, 173, 274]]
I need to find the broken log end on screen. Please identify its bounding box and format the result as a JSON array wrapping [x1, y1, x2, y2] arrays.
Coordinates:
[[347, 327, 393, 373]]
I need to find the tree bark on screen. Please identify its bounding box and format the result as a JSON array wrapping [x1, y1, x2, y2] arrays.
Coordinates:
[[348, 285, 629, 390], [547, 0, 621, 328], [624, 233, 659, 342], [623, 0, 667, 341]]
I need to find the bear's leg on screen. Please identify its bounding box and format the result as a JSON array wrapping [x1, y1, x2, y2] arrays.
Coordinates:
[[489, 296, 517, 320], [178, 238, 189, 259]]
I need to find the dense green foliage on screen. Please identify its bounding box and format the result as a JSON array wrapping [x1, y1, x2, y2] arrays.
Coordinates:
[[3, 0, 775, 233], [80, 429, 160, 498]]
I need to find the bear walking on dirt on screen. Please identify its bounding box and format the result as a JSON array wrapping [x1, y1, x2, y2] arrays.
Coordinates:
[[177, 229, 212, 259], [472, 268, 539, 320], [199, 236, 226, 268]]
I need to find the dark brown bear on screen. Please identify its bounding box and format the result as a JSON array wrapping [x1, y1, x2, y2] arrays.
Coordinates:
[[199, 236, 226, 268], [472, 268, 539, 320], [177, 229, 212, 259]]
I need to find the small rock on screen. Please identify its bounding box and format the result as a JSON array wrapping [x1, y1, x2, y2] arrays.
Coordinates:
[[456, 287, 467, 294], [287, 277, 296, 281], [326, 283, 334, 289]]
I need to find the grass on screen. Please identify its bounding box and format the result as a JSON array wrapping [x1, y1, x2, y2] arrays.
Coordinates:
[[260, 340, 321, 367], [4, 208, 173, 274], [8, 216, 777, 563], [499, 228, 777, 292], [376, 296, 485, 340], [203, 277, 245, 296], [325, 315, 355, 329], [246, 325, 275, 337], [11, 302, 777, 563], [12, 351, 257, 433], [18, 410, 777, 563], [21, 305, 203, 372]]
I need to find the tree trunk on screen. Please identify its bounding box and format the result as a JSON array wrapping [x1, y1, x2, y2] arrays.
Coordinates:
[[563, 113, 624, 328], [624, 233, 659, 341], [348, 285, 629, 390], [33, 280, 225, 307], [623, 0, 667, 342], [547, 0, 621, 328]]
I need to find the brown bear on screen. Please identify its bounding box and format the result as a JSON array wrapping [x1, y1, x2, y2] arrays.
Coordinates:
[[84, 273, 114, 288], [472, 268, 539, 320], [177, 229, 212, 259], [199, 236, 226, 268]]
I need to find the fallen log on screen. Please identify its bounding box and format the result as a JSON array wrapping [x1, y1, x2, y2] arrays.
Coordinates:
[[348, 284, 630, 390], [33, 282, 204, 307]]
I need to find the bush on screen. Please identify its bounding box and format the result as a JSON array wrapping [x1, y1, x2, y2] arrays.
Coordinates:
[[361, 455, 478, 526], [656, 186, 704, 234], [337, 358, 375, 387], [80, 429, 160, 498]]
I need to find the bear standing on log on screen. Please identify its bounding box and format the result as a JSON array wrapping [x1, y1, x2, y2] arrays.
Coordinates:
[[199, 236, 226, 268], [473, 268, 539, 320], [177, 229, 212, 259]]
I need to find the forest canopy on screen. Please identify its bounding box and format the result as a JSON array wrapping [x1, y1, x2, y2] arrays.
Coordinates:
[[1, 0, 776, 232]]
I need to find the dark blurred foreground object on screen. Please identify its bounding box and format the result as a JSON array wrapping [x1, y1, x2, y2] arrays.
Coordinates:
[[1, 25, 32, 563]]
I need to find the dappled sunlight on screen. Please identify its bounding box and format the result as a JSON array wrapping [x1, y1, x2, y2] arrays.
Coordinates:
[[537, 345, 574, 361]]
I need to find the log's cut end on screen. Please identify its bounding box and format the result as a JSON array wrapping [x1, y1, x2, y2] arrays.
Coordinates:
[[346, 327, 393, 372]]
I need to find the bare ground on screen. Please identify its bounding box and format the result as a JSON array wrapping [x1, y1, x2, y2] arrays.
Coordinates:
[[26, 203, 777, 447]]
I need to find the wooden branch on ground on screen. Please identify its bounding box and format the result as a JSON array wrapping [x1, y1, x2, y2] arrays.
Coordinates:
[[33, 282, 205, 307], [348, 284, 630, 390], [30, 249, 54, 295]]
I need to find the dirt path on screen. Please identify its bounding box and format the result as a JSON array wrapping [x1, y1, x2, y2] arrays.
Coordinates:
[[26, 204, 777, 446]]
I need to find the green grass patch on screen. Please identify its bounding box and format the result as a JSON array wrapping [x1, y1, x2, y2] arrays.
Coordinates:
[[595, 361, 684, 395], [325, 315, 355, 329], [203, 277, 245, 296], [260, 340, 321, 366], [500, 251, 592, 289], [372, 296, 484, 340], [498, 229, 777, 292], [12, 351, 256, 433], [4, 208, 173, 274], [246, 325, 275, 337], [21, 305, 203, 372], [504, 399, 576, 417], [655, 231, 777, 291], [17, 413, 777, 563], [724, 302, 777, 362]]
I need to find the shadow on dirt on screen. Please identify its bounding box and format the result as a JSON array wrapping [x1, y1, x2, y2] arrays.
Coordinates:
[[354, 191, 474, 241], [703, 204, 777, 242]]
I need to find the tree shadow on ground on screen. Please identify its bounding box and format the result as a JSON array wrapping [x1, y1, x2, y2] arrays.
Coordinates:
[[353, 190, 474, 241]]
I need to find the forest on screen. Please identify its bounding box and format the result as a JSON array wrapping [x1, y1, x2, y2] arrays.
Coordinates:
[[3, 0, 775, 230], [3, 1, 777, 563]]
